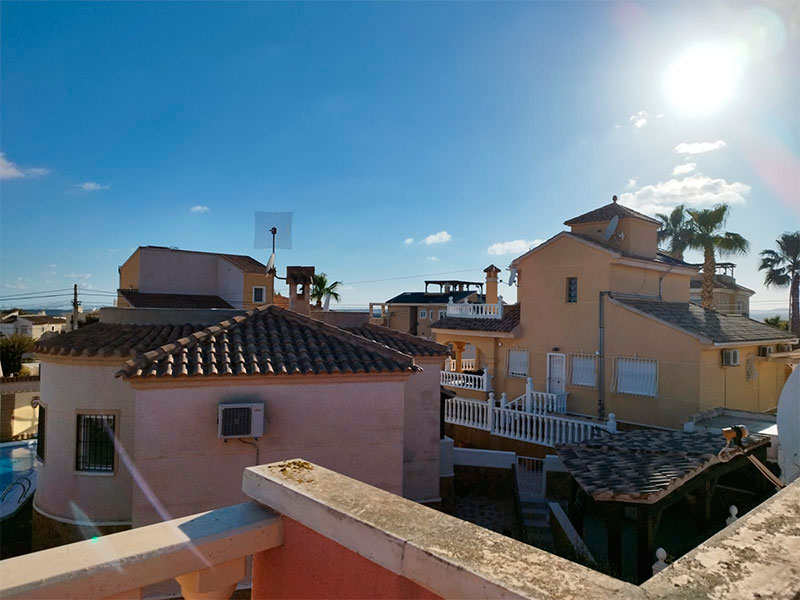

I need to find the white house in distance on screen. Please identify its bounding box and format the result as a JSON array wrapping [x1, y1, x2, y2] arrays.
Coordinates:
[[0, 312, 67, 340], [32, 301, 448, 549]]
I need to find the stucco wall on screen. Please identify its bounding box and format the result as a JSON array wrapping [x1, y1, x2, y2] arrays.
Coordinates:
[[138, 248, 219, 295], [403, 357, 446, 502], [0, 390, 38, 441], [217, 259, 245, 309], [118, 249, 140, 291], [35, 360, 136, 525], [130, 376, 408, 526], [242, 272, 273, 310]]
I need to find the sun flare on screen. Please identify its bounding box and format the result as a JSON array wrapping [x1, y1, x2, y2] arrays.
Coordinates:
[[664, 42, 746, 118]]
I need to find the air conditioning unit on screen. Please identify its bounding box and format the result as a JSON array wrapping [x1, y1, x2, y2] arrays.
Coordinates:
[[218, 402, 265, 439], [758, 346, 774, 357], [722, 349, 740, 367], [777, 343, 792, 353]]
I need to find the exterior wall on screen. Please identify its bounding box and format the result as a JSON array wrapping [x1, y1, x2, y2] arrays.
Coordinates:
[[137, 247, 219, 295], [416, 305, 448, 340], [570, 218, 659, 259], [403, 356, 446, 502], [690, 288, 751, 315], [242, 272, 273, 310], [387, 306, 414, 336], [252, 517, 440, 599], [217, 258, 245, 309], [118, 249, 140, 292], [609, 263, 691, 302], [309, 309, 369, 329], [0, 389, 38, 441], [34, 359, 136, 533], [130, 376, 408, 527]]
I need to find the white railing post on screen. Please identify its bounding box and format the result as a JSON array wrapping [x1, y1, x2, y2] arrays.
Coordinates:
[[498, 295, 503, 319], [482, 370, 489, 392], [487, 393, 495, 432], [525, 378, 533, 413], [606, 413, 617, 433], [652, 548, 668, 576]]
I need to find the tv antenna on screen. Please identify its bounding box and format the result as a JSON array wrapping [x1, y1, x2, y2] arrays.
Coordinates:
[[254, 212, 292, 277]]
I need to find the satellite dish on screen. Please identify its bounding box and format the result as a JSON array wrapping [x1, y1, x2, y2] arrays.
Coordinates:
[[266, 253, 276, 274], [777, 366, 800, 484], [602, 215, 619, 241], [508, 269, 517, 286]]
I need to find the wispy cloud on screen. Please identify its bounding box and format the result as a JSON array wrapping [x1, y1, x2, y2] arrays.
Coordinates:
[[75, 181, 110, 191], [426, 256, 440, 262], [421, 231, 451, 245], [672, 163, 696, 175], [0, 153, 50, 180], [626, 178, 637, 189], [618, 175, 750, 214], [487, 239, 544, 256], [674, 140, 727, 155], [629, 111, 649, 128], [190, 205, 210, 213], [66, 273, 92, 281], [3, 277, 28, 290], [404, 237, 414, 245]]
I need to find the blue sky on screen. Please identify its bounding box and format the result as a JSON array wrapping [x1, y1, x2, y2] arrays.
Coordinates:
[[1, 2, 798, 312]]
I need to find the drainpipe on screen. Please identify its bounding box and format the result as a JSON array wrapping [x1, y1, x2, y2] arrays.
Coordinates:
[[598, 291, 611, 419]]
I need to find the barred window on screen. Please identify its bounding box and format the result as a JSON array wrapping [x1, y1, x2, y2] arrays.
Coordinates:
[[76, 414, 116, 473], [507, 349, 529, 379], [252, 286, 265, 303], [36, 403, 46, 462], [614, 357, 658, 397], [566, 277, 578, 303], [569, 353, 597, 388]]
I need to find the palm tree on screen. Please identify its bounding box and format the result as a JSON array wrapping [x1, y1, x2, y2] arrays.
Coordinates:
[[763, 316, 789, 331], [686, 204, 750, 309], [656, 204, 693, 260], [310, 273, 342, 309], [759, 231, 800, 337]]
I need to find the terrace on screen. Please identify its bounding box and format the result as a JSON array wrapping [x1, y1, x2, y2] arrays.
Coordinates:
[[1, 459, 798, 599]]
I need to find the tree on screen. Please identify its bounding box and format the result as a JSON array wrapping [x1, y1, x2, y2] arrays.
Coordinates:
[[686, 204, 750, 309], [763, 316, 789, 331], [79, 314, 100, 328], [310, 273, 342, 309], [0, 334, 34, 376], [656, 205, 693, 260], [759, 231, 800, 337]]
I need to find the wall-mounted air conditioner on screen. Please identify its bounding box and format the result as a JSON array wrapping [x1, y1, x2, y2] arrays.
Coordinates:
[[218, 402, 265, 439], [777, 343, 792, 353], [722, 349, 740, 367], [758, 346, 774, 357]]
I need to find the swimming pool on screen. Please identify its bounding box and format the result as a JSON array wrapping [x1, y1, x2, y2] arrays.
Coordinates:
[[0, 440, 38, 491]]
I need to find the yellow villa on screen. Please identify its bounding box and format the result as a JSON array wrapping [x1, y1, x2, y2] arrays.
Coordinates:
[[433, 198, 798, 431]]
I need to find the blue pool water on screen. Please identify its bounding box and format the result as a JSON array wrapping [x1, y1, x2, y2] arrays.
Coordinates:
[[0, 440, 38, 490]]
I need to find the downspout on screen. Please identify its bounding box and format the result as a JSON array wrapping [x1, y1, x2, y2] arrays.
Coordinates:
[[598, 291, 611, 419]]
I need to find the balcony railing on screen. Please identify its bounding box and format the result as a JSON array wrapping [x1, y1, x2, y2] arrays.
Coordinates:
[[447, 357, 476, 371], [446, 296, 503, 319], [441, 369, 492, 391]]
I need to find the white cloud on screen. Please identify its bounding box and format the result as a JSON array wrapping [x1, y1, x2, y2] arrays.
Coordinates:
[[629, 111, 649, 128], [75, 181, 110, 191], [404, 237, 414, 245], [626, 178, 637, 189], [674, 140, 727, 154], [421, 231, 451, 245], [426, 256, 440, 262], [3, 277, 28, 290], [487, 239, 544, 256], [190, 205, 210, 213], [0, 153, 50, 180], [672, 163, 696, 175], [66, 273, 92, 281], [618, 175, 750, 215]]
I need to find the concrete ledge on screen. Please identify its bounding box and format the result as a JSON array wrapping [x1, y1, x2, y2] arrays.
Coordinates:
[[243, 459, 644, 599], [453, 447, 516, 469], [1, 502, 282, 599], [643, 478, 800, 599]]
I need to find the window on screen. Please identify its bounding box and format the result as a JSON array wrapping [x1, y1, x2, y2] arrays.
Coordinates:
[[438, 310, 445, 320], [614, 357, 658, 397], [76, 414, 116, 473], [419, 309, 428, 319], [566, 278, 578, 303], [569, 353, 597, 388], [252, 286, 266, 303], [36, 402, 45, 462], [507, 349, 529, 379]]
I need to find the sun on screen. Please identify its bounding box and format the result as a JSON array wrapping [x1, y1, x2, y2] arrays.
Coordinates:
[[663, 42, 746, 118]]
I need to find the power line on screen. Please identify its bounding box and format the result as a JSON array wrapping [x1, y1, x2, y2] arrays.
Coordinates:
[[343, 268, 482, 286]]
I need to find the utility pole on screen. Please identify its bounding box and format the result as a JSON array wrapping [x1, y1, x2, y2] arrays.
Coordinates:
[[71, 284, 80, 331]]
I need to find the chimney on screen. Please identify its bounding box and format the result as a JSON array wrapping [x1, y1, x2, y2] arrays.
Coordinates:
[[286, 266, 315, 316], [484, 264, 500, 304]]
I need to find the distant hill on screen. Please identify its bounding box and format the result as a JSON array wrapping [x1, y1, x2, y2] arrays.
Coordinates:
[[750, 308, 789, 322]]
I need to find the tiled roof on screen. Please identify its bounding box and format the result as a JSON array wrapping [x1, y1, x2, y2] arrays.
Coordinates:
[[614, 297, 796, 344], [557, 430, 769, 503], [35, 323, 207, 358], [117, 305, 417, 379], [344, 324, 450, 357], [218, 253, 267, 273], [689, 276, 755, 294], [564, 200, 661, 226], [385, 290, 476, 305], [431, 304, 521, 334], [13, 315, 67, 325], [119, 290, 235, 309]]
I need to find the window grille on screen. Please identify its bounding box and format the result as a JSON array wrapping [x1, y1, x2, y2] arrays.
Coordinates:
[[569, 353, 597, 388], [566, 278, 578, 303], [746, 356, 758, 382], [613, 356, 658, 397], [36, 404, 46, 462], [76, 414, 116, 472], [507, 348, 530, 379]]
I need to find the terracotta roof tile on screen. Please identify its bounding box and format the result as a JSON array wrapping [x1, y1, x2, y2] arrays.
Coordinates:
[[345, 324, 450, 357], [117, 305, 417, 379], [564, 200, 661, 226], [557, 430, 769, 503], [119, 290, 235, 309], [431, 304, 521, 334]]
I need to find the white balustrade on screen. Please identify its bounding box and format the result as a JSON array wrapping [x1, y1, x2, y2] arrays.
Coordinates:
[[491, 407, 599, 447], [446, 296, 503, 319], [444, 396, 490, 430], [447, 358, 477, 372], [440, 369, 491, 391]]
